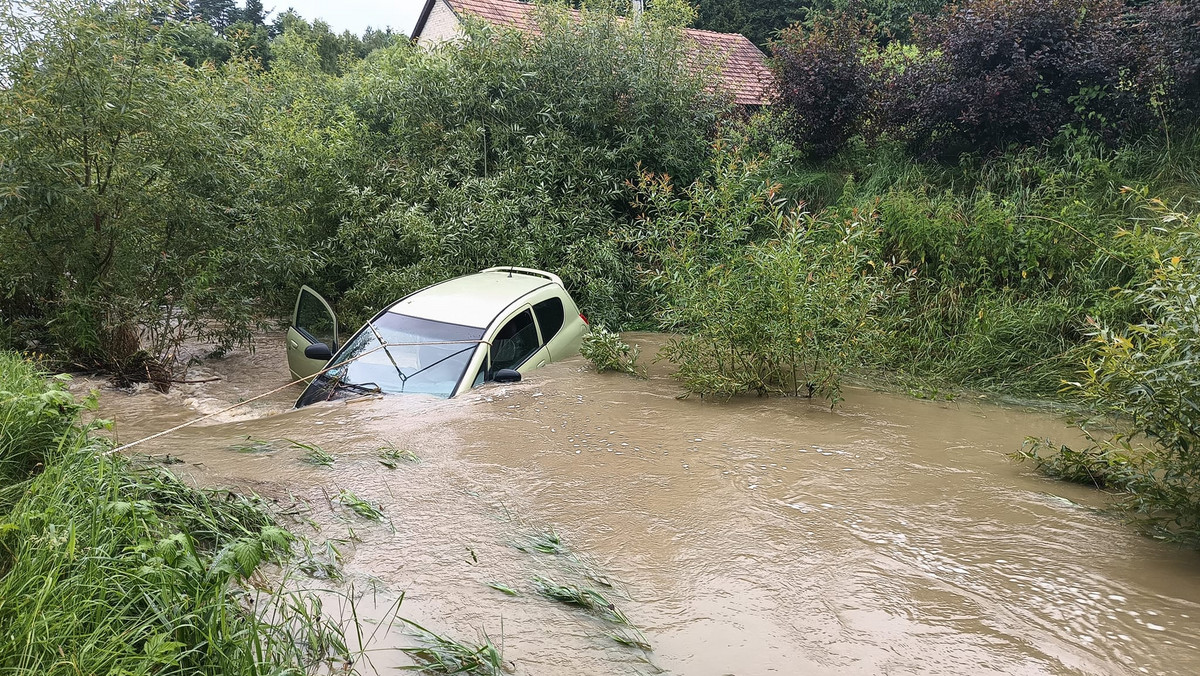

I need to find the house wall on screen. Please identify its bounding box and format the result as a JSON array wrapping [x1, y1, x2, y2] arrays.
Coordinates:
[[418, 0, 462, 46]]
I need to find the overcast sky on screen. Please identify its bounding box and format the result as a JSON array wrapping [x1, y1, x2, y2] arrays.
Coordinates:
[[255, 0, 427, 35]]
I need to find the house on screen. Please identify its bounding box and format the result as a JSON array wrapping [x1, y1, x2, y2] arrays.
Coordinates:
[[410, 0, 775, 107]]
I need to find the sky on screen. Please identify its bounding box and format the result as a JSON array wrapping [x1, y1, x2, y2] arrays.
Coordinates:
[[254, 0, 427, 36]]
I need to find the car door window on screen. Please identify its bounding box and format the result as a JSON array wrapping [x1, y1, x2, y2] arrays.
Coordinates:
[[296, 288, 336, 349], [490, 309, 539, 374], [532, 297, 565, 344]]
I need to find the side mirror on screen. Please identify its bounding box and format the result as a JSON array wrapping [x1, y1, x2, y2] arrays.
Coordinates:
[[493, 368, 522, 384], [304, 343, 333, 361]]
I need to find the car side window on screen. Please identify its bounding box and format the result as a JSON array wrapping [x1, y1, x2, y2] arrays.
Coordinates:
[[532, 297, 565, 344], [490, 309, 539, 375], [296, 289, 336, 348]]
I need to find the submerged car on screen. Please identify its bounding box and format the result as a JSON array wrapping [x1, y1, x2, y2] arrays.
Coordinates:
[[286, 267, 589, 407]]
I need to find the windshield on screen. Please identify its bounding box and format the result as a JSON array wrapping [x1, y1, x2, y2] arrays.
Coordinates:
[[297, 313, 484, 406]]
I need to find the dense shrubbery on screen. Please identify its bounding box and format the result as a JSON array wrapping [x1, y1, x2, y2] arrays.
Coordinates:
[[1132, 0, 1200, 117], [785, 132, 1185, 392], [694, 0, 946, 45], [770, 0, 1198, 158], [0, 0, 717, 369], [629, 144, 890, 401], [319, 7, 721, 329], [0, 0, 306, 376], [772, 12, 876, 158], [2, 0, 1199, 411], [883, 0, 1136, 154]]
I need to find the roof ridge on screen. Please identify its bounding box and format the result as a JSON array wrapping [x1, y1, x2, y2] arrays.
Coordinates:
[[682, 25, 753, 41]]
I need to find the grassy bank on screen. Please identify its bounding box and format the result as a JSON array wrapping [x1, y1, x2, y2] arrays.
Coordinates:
[[0, 352, 350, 674]]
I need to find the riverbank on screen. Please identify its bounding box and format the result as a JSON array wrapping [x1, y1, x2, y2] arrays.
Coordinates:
[[0, 353, 353, 674]]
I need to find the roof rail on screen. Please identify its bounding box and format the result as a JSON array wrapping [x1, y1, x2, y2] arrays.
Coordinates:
[[479, 266, 563, 287]]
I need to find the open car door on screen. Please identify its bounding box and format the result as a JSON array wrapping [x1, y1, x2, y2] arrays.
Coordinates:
[[287, 286, 339, 381]]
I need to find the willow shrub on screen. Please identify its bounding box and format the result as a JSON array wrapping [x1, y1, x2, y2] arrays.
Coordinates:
[[629, 146, 890, 403], [0, 0, 307, 372], [0, 355, 352, 673], [580, 326, 643, 377], [322, 4, 724, 328], [1019, 200, 1200, 543]]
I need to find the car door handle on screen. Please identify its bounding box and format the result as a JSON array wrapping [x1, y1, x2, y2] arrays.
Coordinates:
[[289, 340, 298, 349], [537, 359, 547, 368]]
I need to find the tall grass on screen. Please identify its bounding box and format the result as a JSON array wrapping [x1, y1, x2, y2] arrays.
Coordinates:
[[770, 131, 1200, 395], [0, 353, 352, 674]]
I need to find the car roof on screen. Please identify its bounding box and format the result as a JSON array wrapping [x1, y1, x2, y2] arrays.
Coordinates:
[[385, 270, 555, 328]]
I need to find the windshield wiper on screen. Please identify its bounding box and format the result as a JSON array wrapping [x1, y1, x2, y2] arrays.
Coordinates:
[[326, 378, 382, 400], [339, 380, 381, 394], [366, 322, 408, 383], [402, 345, 474, 382]]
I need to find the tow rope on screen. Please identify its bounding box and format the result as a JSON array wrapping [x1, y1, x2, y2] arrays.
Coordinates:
[[106, 339, 489, 455]]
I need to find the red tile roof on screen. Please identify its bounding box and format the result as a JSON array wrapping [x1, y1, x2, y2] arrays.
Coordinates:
[[680, 26, 775, 106], [414, 0, 775, 106]]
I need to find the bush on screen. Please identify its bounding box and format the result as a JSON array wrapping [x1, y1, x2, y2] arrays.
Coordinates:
[[1131, 0, 1200, 120], [771, 11, 878, 159], [580, 326, 643, 376], [0, 355, 82, 491], [1018, 200, 1200, 542], [881, 0, 1137, 155], [630, 145, 890, 403], [810, 131, 1178, 392], [0, 0, 305, 372]]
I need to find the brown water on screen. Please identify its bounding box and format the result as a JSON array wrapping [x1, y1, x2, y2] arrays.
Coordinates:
[[83, 334, 1200, 676]]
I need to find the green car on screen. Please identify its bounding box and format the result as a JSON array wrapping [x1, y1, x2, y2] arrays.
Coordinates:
[[286, 267, 590, 407]]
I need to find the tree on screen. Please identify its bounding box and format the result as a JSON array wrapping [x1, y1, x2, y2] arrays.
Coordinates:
[[243, 0, 267, 25], [694, 0, 809, 47], [167, 15, 232, 64], [0, 0, 297, 372], [694, 0, 946, 45], [189, 0, 237, 31]]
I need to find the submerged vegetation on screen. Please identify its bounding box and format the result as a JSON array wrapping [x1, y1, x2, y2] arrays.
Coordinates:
[[530, 576, 633, 625], [580, 326, 644, 377], [335, 489, 386, 522], [1016, 201, 1200, 543], [294, 440, 337, 466], [378, 444, 420, 468], [399, 618, 505, 676]]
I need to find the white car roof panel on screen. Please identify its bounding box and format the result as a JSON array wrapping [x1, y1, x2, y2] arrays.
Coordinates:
[[386, 271, 553, 328]]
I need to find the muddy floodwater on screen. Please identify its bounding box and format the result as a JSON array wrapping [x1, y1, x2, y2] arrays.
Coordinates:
[[83, 334, 1200, 675]]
